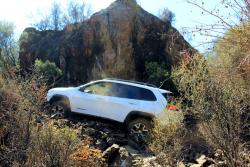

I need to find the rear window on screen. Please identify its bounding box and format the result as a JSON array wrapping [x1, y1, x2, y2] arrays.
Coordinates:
[[162, 93, 168, 100], [139, 88, 156, 101], [110, 83, 156, 101]]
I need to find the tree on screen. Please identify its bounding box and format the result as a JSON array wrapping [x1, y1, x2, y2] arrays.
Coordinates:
[[158, 8, 175, 24], [51, 2, 62, 31], [34, 16, 51, 31], [34, 1, 93, 31], [65, 1, 90, 24], [186, 0, 250, 83], [0, 21, 17, 68]]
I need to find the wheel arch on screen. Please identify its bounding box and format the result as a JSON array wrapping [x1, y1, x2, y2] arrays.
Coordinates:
[[49, 95, 70, 107], [124, 111, 155, 126]]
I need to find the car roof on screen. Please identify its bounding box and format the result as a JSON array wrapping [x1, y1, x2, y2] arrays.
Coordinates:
[[88, 78, 171, 93], [158, 88, 172, 94], [104, 78, 157, 87]]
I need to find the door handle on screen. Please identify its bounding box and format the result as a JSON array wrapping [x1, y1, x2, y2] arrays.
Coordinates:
[[129, 102, 136, 105], [96, 97, 104, 100]]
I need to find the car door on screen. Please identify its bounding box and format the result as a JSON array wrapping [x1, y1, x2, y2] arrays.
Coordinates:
[[70, 81, 111, 116], [98, 83, 143, 122]]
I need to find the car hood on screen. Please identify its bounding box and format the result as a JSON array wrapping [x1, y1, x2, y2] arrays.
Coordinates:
[[48, 87, 76, 93]]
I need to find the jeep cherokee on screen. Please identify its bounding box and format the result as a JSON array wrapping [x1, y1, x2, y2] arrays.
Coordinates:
[[47, 78, 171, 143]]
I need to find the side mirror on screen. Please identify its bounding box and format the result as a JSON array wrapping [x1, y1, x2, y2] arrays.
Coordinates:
[[84, 89, 93, 94]]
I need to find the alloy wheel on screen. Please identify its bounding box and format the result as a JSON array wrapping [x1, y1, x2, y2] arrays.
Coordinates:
[[51, 104, 65, 118], [130, 123, 149, 143]]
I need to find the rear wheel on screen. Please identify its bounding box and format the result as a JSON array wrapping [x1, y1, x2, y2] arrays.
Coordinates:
[[50, 100, 70, 118], [127, 118, 152, 145]]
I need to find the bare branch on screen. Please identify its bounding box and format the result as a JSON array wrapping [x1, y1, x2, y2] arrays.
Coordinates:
[[187, 0, 233, 28]]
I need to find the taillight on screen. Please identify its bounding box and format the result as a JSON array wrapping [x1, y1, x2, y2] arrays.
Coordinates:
[[166, 104, 178, 111]]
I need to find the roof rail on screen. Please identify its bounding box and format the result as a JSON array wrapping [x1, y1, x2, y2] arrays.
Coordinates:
[[105, 78, 157, 88]]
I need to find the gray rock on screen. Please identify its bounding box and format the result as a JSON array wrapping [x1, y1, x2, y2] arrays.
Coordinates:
[[103, 145, 133, 167], [102, 144, 120, 160], [214, 149, 224, 160], [87, 121, 96, 127], [76, 125, 83, 135], [119, 147, 133, 167], [113, 132, 126, 138], [95, 139, 107, 150], [85, 127, 96, 136], [100, 131, 109, 139], [123, 145, 139, 155], [132, 155, 161, 167], [195, 154, 206, 165], [107, 137, 116, 145], [177, 161, 186, 167], [103, 128, 112, 134]]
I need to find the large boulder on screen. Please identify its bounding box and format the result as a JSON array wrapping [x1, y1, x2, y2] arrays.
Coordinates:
[[19, 0, 194, 85]]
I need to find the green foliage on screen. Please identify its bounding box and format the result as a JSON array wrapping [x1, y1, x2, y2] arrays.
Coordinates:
[[215, 28, 246, 70], [213, 24, 250, 86], [34, 59, 62, 83], [144, 61, 169, 86]]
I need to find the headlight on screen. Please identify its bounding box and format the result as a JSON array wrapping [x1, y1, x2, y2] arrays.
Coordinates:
[[46, 91, 54, 101]]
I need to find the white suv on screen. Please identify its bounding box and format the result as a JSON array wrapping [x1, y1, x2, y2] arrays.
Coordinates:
[[47, 78, 170, 143]]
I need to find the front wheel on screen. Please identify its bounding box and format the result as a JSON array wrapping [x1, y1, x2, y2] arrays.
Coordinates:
[[127, 118, 152, 145], [50, 100, 70, 118]]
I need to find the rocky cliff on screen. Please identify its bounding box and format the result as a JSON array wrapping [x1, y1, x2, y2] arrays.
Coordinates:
[[19, 0, 194, 84]]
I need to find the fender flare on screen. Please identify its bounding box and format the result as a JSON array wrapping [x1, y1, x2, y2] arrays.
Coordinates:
[[124, 111, 155, 125], [49, 94, 70, 106]]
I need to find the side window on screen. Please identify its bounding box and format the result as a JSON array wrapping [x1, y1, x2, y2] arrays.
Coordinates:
[[83, 82, 156, 101], [109, 83, 156, 101], [109, 83, 128, 98], [125, 86, 141, 99], [126, 86, 156, 101], [83, 82, 112, 96], [108, 83, 124, 97]]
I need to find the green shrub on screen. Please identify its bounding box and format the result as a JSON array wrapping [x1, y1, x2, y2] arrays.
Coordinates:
[[34, 59, 62, 84], [149, 111, 185, 166], [26, 124, 80, 167], [144, 61, 169, 86]]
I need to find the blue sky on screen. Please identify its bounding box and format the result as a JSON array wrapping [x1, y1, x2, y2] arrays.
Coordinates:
[[0, 0, 232, 52]]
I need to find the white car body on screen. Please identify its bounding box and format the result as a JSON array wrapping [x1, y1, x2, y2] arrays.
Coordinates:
[[47, 79, 169, 123]]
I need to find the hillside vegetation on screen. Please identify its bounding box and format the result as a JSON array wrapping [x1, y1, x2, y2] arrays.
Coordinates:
[[0, 0, 250, 167]]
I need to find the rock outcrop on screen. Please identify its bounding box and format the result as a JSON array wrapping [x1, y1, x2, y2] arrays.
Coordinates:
[[19, 0, 194, 84]]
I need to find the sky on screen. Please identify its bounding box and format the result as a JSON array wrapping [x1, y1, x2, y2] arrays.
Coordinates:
[[0, 0, 233, 52]]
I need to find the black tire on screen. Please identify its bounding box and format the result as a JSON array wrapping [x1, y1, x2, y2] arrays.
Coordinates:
[[127, 118, 152, 145], [50, 100, 70, 118]]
